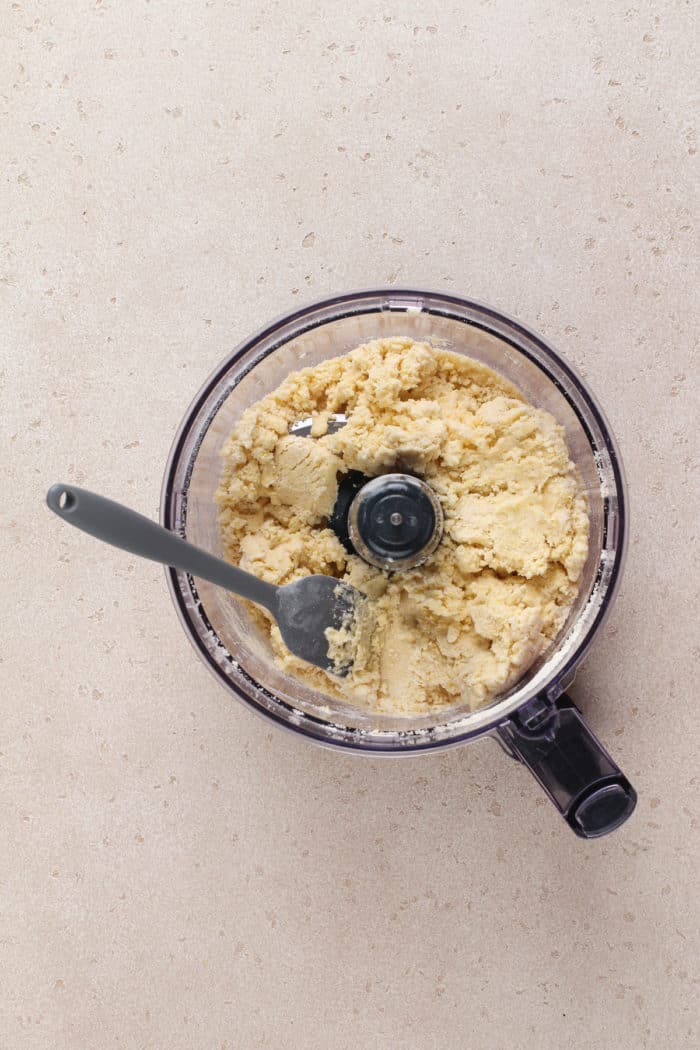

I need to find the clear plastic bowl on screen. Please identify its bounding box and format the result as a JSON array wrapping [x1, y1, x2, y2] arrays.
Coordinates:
[[161, 290, 635, 837]]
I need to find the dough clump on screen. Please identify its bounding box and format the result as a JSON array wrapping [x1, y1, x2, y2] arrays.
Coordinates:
[[216, 338, 589, 714]]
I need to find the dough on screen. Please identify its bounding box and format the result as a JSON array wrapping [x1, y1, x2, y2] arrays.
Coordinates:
[[216, 338, 589, 715]]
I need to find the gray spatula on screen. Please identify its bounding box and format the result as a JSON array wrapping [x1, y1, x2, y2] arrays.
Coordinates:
[[46, 483, 364, 675]]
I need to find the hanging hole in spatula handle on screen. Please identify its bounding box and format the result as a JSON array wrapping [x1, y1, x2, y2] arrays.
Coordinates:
[[47, 483, 79, 515]]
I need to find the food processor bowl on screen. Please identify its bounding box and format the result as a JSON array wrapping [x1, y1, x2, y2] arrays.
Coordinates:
[[161, 290, 636, 838]]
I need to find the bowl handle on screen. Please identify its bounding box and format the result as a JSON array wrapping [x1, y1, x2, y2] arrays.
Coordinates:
[[496, 695, 637, 838]]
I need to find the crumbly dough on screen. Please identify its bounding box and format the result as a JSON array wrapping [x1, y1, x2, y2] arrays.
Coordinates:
[[216, 338, 589, 715]]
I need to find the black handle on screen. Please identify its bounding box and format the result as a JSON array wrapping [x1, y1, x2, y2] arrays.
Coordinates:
[[497, 694, 637, 838]]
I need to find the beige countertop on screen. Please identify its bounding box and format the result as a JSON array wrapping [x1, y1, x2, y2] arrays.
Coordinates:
[[2, 2, 698, 1047]]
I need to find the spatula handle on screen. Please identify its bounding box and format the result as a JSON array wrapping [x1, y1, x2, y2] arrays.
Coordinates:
[[46, 483, 279, 612]]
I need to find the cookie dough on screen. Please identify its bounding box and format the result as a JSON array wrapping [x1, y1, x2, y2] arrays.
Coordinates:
[[215, 338, 589, 715]]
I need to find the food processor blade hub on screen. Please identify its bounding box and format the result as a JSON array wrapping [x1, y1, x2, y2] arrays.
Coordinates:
[[347, 473, 444, 571]]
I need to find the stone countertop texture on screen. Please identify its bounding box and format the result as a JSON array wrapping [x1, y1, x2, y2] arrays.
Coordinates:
[[2, 2, 698, 1048]]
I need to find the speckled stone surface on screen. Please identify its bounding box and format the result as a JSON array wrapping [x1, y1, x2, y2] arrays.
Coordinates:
[[2, 2, 698, 1048]]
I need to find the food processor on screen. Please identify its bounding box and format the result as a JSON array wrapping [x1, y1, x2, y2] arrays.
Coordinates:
[[161, 290, 636, 838]]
